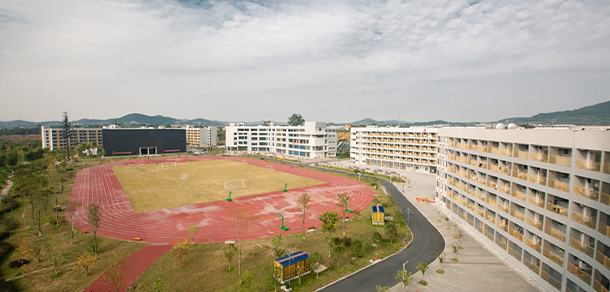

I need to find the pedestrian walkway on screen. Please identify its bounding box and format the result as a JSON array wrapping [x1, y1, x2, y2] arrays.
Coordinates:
[[1, 179, 13, 199], [83, 243, 172, 292], [388, 172, 545, 292]]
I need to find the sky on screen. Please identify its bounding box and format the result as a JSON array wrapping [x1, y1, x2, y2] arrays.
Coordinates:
[[1, 0, 609, 124]]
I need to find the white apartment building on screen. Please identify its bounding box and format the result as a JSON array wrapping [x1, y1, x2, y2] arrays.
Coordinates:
[[184, 126, 217, 148], [225, 122, 337, 158], [41, 126, 102, 151], [436, 126, 610, 292], [350, 127, 438, 173]]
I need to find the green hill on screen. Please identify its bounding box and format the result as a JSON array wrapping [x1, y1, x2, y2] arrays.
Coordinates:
[[501, 100, 610, 126]]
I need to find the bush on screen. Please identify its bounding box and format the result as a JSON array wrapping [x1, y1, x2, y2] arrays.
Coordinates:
[[8, 200, 17, 210], [8, 259, 28, 268], [0, 279, 14, 292], [0, 232, 8, 240], [343, 237, 352, 247], [47, 216, 66, 225]]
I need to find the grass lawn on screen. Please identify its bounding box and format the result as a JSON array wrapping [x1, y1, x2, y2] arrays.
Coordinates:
[[112, 159, 325, 213], [131, 176, 411, 292]]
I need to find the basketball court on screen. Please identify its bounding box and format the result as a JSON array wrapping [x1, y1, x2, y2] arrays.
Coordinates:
[[67, 156, 375, 243]]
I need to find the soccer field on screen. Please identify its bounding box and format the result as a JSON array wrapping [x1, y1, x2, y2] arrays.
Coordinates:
[[112, 159, 325, 213]]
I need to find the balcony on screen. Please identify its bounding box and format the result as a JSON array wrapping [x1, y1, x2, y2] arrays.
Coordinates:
[[549, 155, 571, 167], [498, 204, 509, 213], [508, 245, 521, 260], [572, 212, 597, 230], [543, 248, 564, 266], [510, 209, 525, 221], [476, 209, 484, 217], [489, 164, 499, 172], [528, 174, 547, 186], [574, 185, 599, 201], [527, 195, 545, 209], [524, 236, 541, 253], [530, 152, 548, 163], [548, 179, 569, 192], [576, 159, 601, 172], [523, 256, 540, 274], [490, 147, 499, 154], [467, 204, 475, 211], [599, 221, 610, 237], [526, 217, 543, 231], [512, 169, 527, 180], [541, 268, 562, 290], [547, 204, 568, 218], [476, 192, 485, 201], [511, 188, 526, 201], [486, 197, 497, 207], [484, 228, 494, 241], [544, 225, 566, 242], [597, 250, 610, 270], [514, 150, 529, 160], [498, 185, 510, 195], [499, 149, 511, 156], [568, 264, 592, 285], [569, 237, 594, 258], [509, 227, 523, 241], [594, 279, 610, 292], [605, 162, 610, 175], [602, 189, 610, 206]]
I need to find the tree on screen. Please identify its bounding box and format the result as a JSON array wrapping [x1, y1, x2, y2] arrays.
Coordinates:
[[375, 285, 389, 292], [187, 225, 199, 244], [336, 193, 351, 237], [417, 262, 429, 285], [372, 231, 382, 245], [229, 209, 257, 284], [395, 269, 414, 292], [241, 270, 257, 290], [331, 245, 345, 268], [86, 203, 102, 260], [77, 253, 96, 275], [0, 217, 17, 241], [97, 146, 106, 158], [12, 237, 31, 278], [172, 238, 189, 269], [223, 243, 238, 270], [271, 234, 285, 258], [454, 229, 464, 249], [437, 252, 447, 274], [310, 251, 323, 278], [351, 239, 363, 258], [262, 121, 271, 126], [67, 201, 82, 244], [30, 238, 43, 268], [451, 241, 460, 261], [287, 114, 305, 126], [296, 193, 310, 237], [319, 211, 339, 258], [49, 236, 62, 275], [62, 112, 73, 161], [385, 223, 398, 244], [102, 253, 132, 292]]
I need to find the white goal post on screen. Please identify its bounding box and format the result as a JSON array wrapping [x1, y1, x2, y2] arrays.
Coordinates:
[[157, 166, 169, 171], [224, 179, 245, 190], [180, 173, 188, 180], [266, 165, 274, 171], [241, 160, 247, 164]]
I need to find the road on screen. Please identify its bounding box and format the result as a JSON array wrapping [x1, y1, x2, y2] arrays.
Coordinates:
[[252, 157, 446, 291]]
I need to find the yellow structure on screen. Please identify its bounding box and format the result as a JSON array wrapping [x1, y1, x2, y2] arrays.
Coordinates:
[[273, 251, 311, 284], [372, 205, 385, 225]]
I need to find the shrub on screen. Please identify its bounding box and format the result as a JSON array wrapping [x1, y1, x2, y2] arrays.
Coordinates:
[[0, 232, 8, 240], [8, 259, 28, 268], [0, 279, 14, 292], [8, 200, 17, 210], [47, 216, 66, 225], [343, 237, 352, 247], [0, 242, 11, 258]]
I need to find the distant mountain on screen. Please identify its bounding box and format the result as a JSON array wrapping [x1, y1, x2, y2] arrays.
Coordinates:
[[499, 100, 610, 126], [349, 118, 474, 127]]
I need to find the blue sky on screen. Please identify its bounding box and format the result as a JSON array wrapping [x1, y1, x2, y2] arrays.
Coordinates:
[[0, 0, 609, 123]]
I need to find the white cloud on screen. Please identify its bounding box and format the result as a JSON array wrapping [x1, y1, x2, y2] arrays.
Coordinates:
[[0, 0, 609, 122]]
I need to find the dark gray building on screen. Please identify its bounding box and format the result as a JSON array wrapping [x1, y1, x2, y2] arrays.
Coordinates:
[[102, 129, 186, 156]]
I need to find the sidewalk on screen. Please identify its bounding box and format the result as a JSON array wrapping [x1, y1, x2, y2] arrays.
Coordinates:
[[388, 171, 545, 292], [1, 179, 13, 199]]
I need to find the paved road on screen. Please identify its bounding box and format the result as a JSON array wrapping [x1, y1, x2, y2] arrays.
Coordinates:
[[1, 179, 13, 199], [254, 157, 446, 291]]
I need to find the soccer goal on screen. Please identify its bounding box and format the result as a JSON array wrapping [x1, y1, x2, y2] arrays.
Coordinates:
[[157, 165, 169, 171], [180, 173, 188, 180], [224, 179, 245, 190], [266, 165, 274, 171], [241, 160, 247, 164]]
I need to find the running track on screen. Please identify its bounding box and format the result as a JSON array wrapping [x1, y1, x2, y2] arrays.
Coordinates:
[[67, 157, 375, 243]]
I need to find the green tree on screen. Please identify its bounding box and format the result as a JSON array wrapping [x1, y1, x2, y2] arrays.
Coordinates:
[[262, 121, 271, 126], [336, 193, 351, 237], [417, 262, 429, 285], [351, 239, 363, 257], [86, 203, 102, 260], [296, 193, 311, 237], [372, 231, 382, 245], [0, 217, 17, 241], [331, 245, 345, 268], [62, 112, 73, 161], [271, 234, 285, 258], [451, 241, 460, 261], [288, 114, 305, 126], [437, 252, 447, 273], [310, 251, 323, 277], [241, 270, 257, 290], [375, 285, 389, 292], [49, 236, 62, 275], [223, 243, 238, 270], [385, 223, 398, 244], [319, 211, 339, 258], [395, 269, 414, 292], [187, 225, 199, 244], [97, 146, 106, 158]]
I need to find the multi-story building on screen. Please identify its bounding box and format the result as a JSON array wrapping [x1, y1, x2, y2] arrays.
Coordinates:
[[41, 126, 102, 151], [350, 127, 438, 173], [225, 122, 337, 158], [185, 126, 217, 148], [436, 125, 610, 292]]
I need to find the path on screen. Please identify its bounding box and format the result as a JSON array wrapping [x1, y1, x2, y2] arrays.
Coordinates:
[[83, 243, 172, 292], [1, 179, 13, 199]]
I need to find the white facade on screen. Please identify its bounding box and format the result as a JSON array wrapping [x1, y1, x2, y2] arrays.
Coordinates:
[[185, 126, 217, 148], [436, 127, 610, 292], [350, 127, 438, 173], [41, 126, 102, 151], [225, 122, 337, 158]]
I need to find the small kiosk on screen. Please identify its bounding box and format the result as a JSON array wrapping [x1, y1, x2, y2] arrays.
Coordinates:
[[273, 251, 311, 284], [372, 205, 385, 225]]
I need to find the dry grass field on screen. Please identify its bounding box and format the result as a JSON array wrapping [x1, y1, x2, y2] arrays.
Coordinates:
[[112, 159, 325, 213]]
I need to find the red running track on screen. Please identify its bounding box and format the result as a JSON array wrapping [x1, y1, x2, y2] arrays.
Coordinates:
[[68, 157, 374, 243]]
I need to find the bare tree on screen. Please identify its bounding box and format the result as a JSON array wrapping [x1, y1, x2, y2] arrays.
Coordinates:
[[229, 209, 257, 284], [67, 201, 82, 244], [102, 253, 132, 292], [336, 193, 351, 237], [296, 193, 310, 237], [86, 203, 102, 260]]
